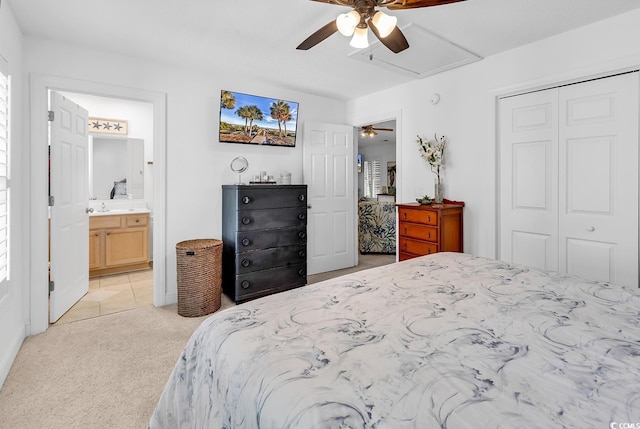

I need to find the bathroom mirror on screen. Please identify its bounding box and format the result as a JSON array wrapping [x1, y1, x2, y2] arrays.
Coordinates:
[[89, 137, 144, 200]]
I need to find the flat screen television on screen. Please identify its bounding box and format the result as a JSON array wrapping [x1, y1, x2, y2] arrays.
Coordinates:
[[219, 90, 299, 147]]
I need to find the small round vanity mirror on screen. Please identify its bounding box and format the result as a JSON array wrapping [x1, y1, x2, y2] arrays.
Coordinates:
[[230, 156, 249, 184]]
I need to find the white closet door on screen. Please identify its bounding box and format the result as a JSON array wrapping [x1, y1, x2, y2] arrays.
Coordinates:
[[499, 89, 559, 271], [558, 73, 638, 287], [500, 72, 639, 288]]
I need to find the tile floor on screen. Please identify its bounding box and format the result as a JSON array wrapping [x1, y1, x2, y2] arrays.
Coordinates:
[[53, 268, 153, 325], [55, 253, 396, 324]]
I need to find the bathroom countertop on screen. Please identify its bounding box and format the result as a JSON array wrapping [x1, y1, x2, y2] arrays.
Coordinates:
[[90, 208, 151, 217]]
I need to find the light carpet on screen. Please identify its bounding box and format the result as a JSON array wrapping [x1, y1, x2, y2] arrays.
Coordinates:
[[0, 304, 213, 429], [0, 253, 395, 428]]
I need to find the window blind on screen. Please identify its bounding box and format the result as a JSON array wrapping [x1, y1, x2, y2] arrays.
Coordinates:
[[0, 54, 9, 286], [364, 160, 381, 199]]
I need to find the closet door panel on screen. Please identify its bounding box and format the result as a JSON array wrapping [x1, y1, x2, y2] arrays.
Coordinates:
[[499, 89, 559, 271], [559, 72, 638, 287]]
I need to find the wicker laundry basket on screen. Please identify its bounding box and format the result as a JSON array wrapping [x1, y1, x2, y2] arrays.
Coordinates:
[[176, 239, 223, 317]]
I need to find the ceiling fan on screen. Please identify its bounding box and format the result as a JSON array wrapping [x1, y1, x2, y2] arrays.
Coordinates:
[[360, 124, 394, 137], [297, 0, 466, 53]]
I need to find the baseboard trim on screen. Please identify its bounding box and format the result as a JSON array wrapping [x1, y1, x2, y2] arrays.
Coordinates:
[[0, 327, 25, 389]]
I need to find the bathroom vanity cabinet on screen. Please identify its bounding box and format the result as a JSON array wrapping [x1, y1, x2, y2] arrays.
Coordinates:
[[89, 212, 150, 277]]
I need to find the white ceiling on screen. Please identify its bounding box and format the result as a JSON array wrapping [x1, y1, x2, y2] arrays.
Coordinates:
[[7, 0, 640, 100]]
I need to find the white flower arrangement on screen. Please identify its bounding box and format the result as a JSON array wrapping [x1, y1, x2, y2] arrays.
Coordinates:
[[417, 133, 447, 181]]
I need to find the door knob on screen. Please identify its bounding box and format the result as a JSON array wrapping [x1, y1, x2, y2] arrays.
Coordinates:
[[86, 208, 94, 213], [586, 226, 595, 232]]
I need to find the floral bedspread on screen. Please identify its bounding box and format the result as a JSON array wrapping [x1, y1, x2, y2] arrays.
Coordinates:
[[150, 252, 640, 428]]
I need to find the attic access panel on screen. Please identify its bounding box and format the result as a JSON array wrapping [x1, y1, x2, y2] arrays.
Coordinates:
[[349, 23, 481, 78]]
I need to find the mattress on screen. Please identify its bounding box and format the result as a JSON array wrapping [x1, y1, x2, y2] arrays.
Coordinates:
[[150, 252, 640, 428]]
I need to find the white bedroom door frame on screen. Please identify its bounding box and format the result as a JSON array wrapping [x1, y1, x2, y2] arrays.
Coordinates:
[[28, 74, 167, 335]]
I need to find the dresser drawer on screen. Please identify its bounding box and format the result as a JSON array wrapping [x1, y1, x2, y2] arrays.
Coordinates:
[[233, 263, 306, 302], [398, 208, 438, 226], [399, 237, 438, 256], [234, 227, 306, 251], [237, 188, 307, 210], [399, 223, 438, 242], [235, 245, 306, 274], [235, 207, 306, 231]]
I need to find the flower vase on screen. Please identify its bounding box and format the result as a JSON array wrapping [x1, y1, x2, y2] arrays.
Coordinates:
[[434, 177, 444, 204]]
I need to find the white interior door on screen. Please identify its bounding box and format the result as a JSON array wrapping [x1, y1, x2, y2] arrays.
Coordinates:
[[303, 122, 355, 275], [499, 89, 559, 271], [49, 91, 90, 322], [500, 72, 638, 287], [558, 73, 638, 287]]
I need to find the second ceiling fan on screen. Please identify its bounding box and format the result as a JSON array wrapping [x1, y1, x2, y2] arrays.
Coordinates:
[[360, 124, 394, 137], [297, 0, 466, 54]]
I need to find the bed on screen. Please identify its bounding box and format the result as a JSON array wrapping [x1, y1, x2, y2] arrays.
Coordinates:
[[150, 252, 640, 428]]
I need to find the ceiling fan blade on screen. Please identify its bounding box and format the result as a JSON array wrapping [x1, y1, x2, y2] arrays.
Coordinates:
[[386, 0, 466, 10], [308, 0, 350, 4], [372, 128, 394, 131], [297, 20, 339, 50], [368, 21, 409, 54]]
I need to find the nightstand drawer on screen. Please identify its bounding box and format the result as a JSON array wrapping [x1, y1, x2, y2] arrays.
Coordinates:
[[399, 237, 437, 256], [399, 223, 438, 242], [398, 208, 438, 226]]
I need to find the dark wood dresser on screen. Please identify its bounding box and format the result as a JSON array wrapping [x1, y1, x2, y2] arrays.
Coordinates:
[[396, 201, 464, 261], [222, 185, 307, 303]]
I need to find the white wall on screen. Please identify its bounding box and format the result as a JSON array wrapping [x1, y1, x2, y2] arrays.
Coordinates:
[[0, 1, 25, 388], [22, 36, 348, 308], [347, 9, 640, 259]]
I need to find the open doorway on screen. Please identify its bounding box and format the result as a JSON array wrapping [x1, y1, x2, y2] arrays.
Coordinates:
[[29, 74, 167, 335], [51, 92, 155, 324], [355, 119, 397, 259]]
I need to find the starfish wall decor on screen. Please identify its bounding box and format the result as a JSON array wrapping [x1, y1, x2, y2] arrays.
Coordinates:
[[88, 117, 128, 135]]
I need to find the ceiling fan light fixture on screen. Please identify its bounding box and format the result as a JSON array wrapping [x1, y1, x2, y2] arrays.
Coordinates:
[[336, 10, 360, 36], [371, 11, 397, 38], [350, 26, 369, 49]]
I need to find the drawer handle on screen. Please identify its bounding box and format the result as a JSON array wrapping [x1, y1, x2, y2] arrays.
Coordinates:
[[241, 238, 251, 246], [106, 232, 111, 236], [94, 233, 99, 236], [298, 194, 306, 202], [241, 259, 251, 267], [242, 196, 251, 204], [298, 213, 306, 220], [427, 232, 431, 239], [427, 248, 432, 254], [242, 217, 251, 225], [298, 250, 306, 258], [298, 269, 306, 277], [241, 280, 250, 289], [403, 243, 407, 250], [298, 231, 306, 239], [403, 213, 407, 220], [403, 228, 407, 234], [427, 215, 431, 223], [135, 219, 140, 223]]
